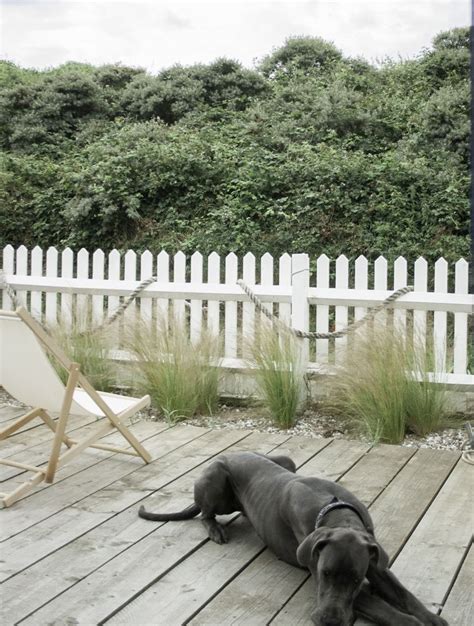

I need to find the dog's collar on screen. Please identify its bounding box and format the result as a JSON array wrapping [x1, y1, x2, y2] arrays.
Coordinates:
[[315, 497, 366, 529]]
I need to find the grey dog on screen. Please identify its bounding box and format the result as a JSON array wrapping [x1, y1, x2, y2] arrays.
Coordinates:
[[139, 451, 447, 626]]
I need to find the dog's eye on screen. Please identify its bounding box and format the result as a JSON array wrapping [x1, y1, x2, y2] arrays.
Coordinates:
[[322, 569, 330, 577]]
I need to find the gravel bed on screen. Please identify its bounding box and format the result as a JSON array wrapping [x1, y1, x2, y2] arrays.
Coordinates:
[[1, 388, 469, 453], [186, 405, 469, 452]]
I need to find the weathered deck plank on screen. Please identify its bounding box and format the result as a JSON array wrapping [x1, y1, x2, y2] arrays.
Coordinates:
[[390, 459, 473, 612], [12, 431, 294, 625], [0, 423, 208, 580], [441, 544, 473, 626], [0, 418, 170, 482], [0, 420, 469, 626], [269, 447, 460, 625], [107, 439, 365, 625]]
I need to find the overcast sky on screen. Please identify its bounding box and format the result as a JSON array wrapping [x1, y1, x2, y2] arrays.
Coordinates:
[[0, 0, 470, 73]]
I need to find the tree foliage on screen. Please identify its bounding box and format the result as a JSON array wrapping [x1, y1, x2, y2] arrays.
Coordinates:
[[0, 28, 469, 262]]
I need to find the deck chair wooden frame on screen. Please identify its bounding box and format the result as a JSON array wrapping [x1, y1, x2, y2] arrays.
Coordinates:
[[0, 306, 151, 508]]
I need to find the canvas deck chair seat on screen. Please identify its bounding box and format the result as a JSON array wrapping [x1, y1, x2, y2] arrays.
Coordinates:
[[0, 307, 151, 508]]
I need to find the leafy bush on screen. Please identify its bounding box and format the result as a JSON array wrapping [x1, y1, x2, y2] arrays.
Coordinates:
[[0, 28, 469, 263]]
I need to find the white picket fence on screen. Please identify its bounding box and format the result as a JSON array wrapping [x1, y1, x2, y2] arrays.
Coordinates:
[[1, 245, 473, 387]]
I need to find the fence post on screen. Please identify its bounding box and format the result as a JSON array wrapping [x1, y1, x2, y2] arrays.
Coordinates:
[[291, 253, 310, 406]]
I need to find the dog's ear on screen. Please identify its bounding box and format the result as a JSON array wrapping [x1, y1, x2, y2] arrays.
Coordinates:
[[367, 541, 389, 570], [296, 529, 332, 568]]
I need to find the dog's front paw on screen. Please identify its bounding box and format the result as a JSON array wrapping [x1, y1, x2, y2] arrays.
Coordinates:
[[208, 523, 228, 544]]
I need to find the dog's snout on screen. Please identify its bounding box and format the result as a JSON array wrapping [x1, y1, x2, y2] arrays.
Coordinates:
[[311, 608, 352, 626]]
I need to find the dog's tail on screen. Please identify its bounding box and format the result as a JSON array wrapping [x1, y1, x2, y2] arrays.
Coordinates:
[[138, 503, 201, 521]]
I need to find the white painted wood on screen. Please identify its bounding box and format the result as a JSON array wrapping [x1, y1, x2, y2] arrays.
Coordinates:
[[224, 253, 238, 358], [16, 245, 28, 310], [139, 250, 153, 324], [6, 273, 472, 313], [292, 253, 309, 404], [335, 255, 349, 364], [2, 245, 15, 309], [5, 274, 472, 313], [242, 252, 256, 357], [30, 246, 43, 320], [207, 252, 220, 336], [354, 255, 368, 321], [173, 251, 186, 325], [92, 249, 105, 325], [316, 254, 330, 363], [393, 256, 408, 337], [413, 257, 428, 355], [278, 253, 291, 326], [453, 259, 469, 374], [107, 249, 121, 346], [60, 248, 74, 329], [260, 252, 274, 319], [433, 258, 448, 373], [156, 250, 169, 325], [124, 250, 137, 329], [190, 252, 203, 343], [374, 255, 388, 327], [45, 247, 58, 325], [3, 246, 472, 381], [76, 248, 89, 330]]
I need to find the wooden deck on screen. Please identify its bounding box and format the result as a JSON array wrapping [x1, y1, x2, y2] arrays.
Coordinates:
[[0, 405, 472, 625]]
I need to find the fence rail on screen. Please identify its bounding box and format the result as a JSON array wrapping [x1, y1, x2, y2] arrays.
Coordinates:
[[2, 245, 473, 387]]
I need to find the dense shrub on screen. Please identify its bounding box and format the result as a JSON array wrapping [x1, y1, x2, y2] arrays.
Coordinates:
[[0, 28, 469, 262]]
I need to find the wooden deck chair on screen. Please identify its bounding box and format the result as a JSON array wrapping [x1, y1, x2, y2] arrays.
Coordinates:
[[0, 307, 151, 508]]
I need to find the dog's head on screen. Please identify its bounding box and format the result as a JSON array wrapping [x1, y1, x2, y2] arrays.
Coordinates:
[[297, 527, 388, 626]]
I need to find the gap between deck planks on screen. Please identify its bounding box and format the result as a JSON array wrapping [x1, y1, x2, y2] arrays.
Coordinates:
[[0, 417, 171, 483], [270, 450, 464, 626], [440, 544, 473, 626], [0, 427, 287, 623], [0, 420, 209, 542], [0, 421, 468, 626], [4, 432, 333, 625]]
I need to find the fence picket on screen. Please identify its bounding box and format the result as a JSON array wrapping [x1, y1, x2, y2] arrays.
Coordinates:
[[156, 250, 169, 326], [92, 249, 105, 325], [335, 255, 349, 364], [140, 250, 153, 324], [279, 253, 291, 326], [316, 254, 330, 363], [124, 250, 137, 328], [242, 252, 256, 357], [30, 246, 43, 319], [190, 252, 203, 343], [394, 256, 408, 337], [173, 251, 186, 325], [354, 255, 368, 322], [1, 245, 15, 309], [107, 249, 121, 343], [414, 257, 428, 354], [45, 247, 58, 325], [291, 253, 309, 402], [454, 259, 468, 374], [76, 248, 89, 329], [260, 253, 274, 321], [433, 258, 448, 372], [374, 256, 388, 327], [225, 253, 238, 358], [207, 252, 220, 336], [61, 248, 74, 329]]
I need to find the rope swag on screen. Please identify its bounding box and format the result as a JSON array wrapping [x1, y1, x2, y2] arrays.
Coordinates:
[[236, 279, 414, 340]]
